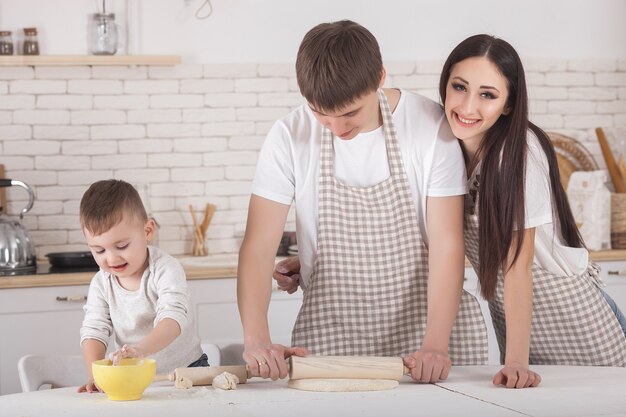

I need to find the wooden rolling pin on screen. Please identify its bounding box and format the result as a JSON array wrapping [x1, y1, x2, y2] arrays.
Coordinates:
[[596, 127, 625, 193], [157, 355, 410, 386]]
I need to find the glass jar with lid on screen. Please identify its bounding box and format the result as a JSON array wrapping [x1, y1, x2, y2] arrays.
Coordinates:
[[22, 27, 39, 55], [0, 31, 13, 55], [89, 13, 119, 55]]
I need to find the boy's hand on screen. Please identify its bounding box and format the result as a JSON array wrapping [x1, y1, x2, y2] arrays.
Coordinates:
[[110, 344, 144, 365], [77, 379, 102, 393]]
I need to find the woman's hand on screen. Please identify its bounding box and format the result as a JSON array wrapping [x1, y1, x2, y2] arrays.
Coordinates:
[[77, 379, 101, 393], [493, 363, 542, 388], [273, 256, 301, 294], [243, 341, 308, 380], [110, 344, 144, 366], [403, 349, 452, 383]]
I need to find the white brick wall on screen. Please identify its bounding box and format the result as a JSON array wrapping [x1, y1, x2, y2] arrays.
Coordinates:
[[1, 60, 625, 257]]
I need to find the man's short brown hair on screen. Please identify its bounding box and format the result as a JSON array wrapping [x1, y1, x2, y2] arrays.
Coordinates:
[[296, 20, 383, 113], [80, 179, 147, 236]]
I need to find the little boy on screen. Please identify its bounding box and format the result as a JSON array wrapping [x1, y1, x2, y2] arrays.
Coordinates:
[[78, 179, 206, 393]]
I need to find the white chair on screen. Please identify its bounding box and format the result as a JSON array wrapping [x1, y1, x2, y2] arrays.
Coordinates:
[[17, 354, 86, 392], [200, 342, 221, 366]]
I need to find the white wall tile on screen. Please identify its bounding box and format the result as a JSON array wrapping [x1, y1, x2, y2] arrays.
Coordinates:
[[0, 67, 34, 79], [14, 110, 70, 125], [35, 66, 91, 79], [37, 95, 93, 109], [125, 80, 179, 94], [180, 79, 234, 93], [235, 78, 288, 93], [33, 125, 89, 140], [127, 109, 182, 123], [0, 95, 35, 110], [174, 137, 228, 152], [119, 139, 173, 154], [596, 73, 626, 86], [94, 95, 150, 109], [203, 64, 257, 78], [92, 66, 148, 80], [3, 140, 60, 155], [150, 94, 204, 108], [68, 80, 123, 94], [71, 110, 126, 125], [10, 80, 66, 94], [149, 65, 203, 79]]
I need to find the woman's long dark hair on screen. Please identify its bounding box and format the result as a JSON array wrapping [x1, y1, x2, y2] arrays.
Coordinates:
[[439, 34, 584, 299]]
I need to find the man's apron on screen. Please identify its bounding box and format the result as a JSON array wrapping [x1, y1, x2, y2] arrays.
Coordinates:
[[464, 167, 626, 365], [291, 89, 488, 364]]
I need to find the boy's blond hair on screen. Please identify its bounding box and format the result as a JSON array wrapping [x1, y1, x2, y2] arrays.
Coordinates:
[[80, 179, 147, 236]]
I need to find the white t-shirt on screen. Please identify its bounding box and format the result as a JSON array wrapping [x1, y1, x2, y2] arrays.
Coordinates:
[[80, 246, 203, 373], [251, 90, 468, 287], [524, 131, 588, 276]]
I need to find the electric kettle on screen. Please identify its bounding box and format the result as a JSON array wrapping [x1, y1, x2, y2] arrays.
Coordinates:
[[0, 179, 37, 275]]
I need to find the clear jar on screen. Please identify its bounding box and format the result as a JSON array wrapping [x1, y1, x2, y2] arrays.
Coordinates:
[[89, 13, 119, 55], [0, 31, 14, 55], [22, 27, 39, 55]]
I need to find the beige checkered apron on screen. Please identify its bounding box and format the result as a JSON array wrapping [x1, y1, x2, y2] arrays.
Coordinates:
[[291, 90, 488, 364], [464, 167, 626, 366]]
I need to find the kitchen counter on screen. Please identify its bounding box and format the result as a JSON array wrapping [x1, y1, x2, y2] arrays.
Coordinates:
[[2, 250, 626, 290], [0, 254, 240, 289], [1, 365, 625, 417]]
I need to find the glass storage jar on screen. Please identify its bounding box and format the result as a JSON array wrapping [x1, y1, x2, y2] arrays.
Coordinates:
[[22, 27, 39, 55], [0, 31, 14, 55], [89, 13, 119, 55]]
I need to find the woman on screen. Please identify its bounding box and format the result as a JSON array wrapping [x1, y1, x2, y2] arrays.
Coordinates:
[[440, 34, 626, 388]]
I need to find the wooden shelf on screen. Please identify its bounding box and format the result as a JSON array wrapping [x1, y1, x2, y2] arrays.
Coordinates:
[[0, 55, 181, 66]]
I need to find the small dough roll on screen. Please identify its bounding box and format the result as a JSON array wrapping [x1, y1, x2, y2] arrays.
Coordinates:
[[288, 378, 399, 392], [175, 376, 193, 389]]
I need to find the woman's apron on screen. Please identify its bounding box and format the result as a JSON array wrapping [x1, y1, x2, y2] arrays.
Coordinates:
[[291, 90, 488, 364], [464, 167, 626, 366]]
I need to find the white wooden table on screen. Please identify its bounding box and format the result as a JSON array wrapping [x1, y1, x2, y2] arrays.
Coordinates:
[[1, 366, 625, 417]]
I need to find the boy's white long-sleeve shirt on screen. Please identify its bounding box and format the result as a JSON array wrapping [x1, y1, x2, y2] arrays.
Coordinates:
[[80, 245, 203, 373]]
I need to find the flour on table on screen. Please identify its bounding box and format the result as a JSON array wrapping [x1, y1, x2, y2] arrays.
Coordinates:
[[213, 372, 240, 390], [288, 378, 399, 392]]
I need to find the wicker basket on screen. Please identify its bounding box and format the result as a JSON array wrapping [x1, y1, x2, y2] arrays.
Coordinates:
[[611, 193, 626, 249], [547, 132, 599, 190]]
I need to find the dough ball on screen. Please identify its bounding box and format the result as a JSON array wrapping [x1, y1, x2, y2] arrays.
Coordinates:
[[213, 371, 240, 390]]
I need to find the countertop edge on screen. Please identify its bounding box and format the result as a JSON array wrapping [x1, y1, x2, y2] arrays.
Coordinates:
[[1, 249, 625, 290]]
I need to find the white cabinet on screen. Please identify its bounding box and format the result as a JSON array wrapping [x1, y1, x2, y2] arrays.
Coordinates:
[[0, 285, 89, 395]]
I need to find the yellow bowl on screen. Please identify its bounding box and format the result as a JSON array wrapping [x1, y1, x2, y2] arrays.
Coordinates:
[[92, 358, 156, 401]]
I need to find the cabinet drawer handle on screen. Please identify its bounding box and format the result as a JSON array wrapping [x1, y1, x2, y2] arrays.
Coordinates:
[[607, 270, 626, 276], [56, 295, 88, 302]]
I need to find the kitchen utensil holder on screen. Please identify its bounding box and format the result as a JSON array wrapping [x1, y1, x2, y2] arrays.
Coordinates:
[[611, 193, 626, 249], [188, 203, 216, 256]]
